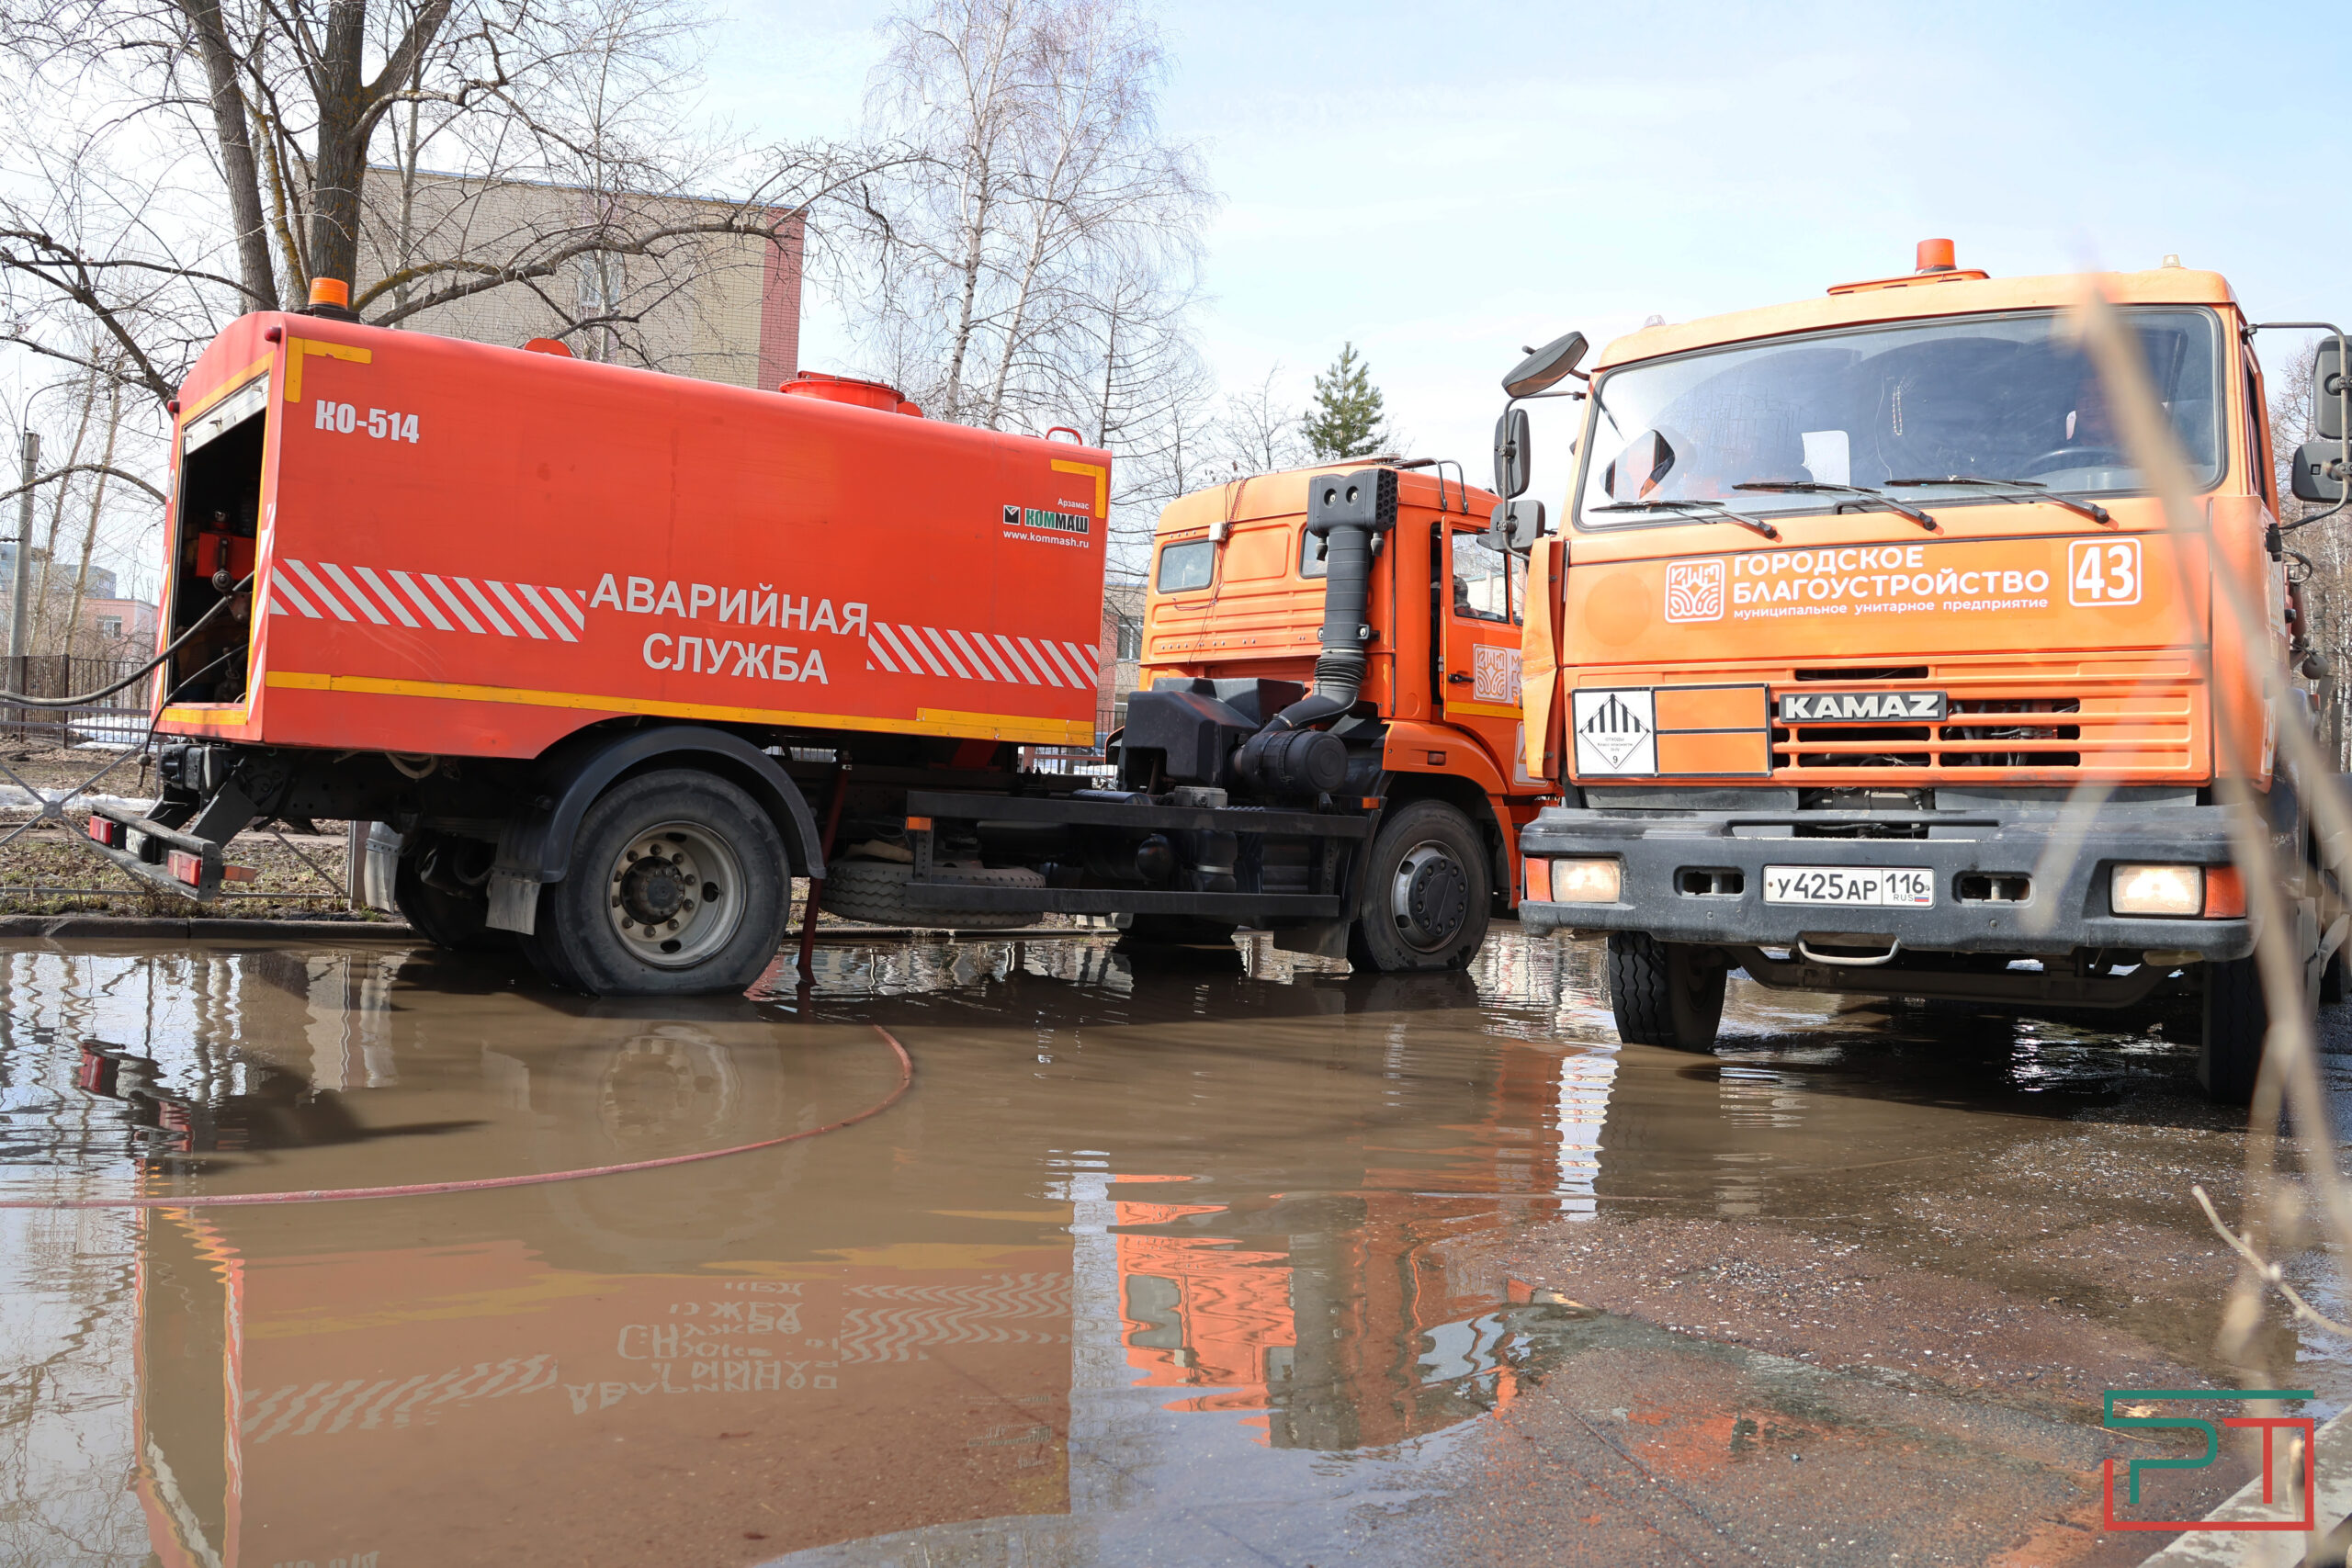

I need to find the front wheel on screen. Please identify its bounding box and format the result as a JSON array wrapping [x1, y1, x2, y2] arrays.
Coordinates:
[[1348, 799, 1490, 972], [2199, 954, 2269, 1104], [1608, 931, 1726, 1052], [525, 769, 791, 996]]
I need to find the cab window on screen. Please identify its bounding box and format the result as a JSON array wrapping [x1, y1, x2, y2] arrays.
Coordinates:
[[1156, 539, 1215, 592], [1299, 525, 1329, 580], [1452, 531, 1518, 625]]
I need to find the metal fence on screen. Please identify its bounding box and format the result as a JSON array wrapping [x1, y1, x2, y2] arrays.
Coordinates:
[[0, 654, 149, 746]]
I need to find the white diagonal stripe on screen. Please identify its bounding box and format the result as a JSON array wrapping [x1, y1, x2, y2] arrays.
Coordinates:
[[486, 581, 547, 639], [456, 577, 515, 636], [390, 570, 453, 630], [1017, 637, 1065, 687], [945, 628, 999, 680], [875, 623, 919, 672], [553, 587, 586, 629], [1036, 639, 1084, 687], [286, 561, 355, 622], [867, 635, 900, 673], [898, 624, 949, 677], [968, 633, 1021, 682], [923, 626, 971, 679], [271, 572, 321, 618], [322, 563, 389, 626], [355, 566, 419, 627], [1061, 640, 1100, 680], [994, 635, 1041, 684], [518, 584, 576, 642], [268, 594, 294, 617], [424, 575, 484, 633]]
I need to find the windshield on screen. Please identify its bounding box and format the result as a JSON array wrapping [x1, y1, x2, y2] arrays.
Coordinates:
[[1572, 307, 2225, 528]]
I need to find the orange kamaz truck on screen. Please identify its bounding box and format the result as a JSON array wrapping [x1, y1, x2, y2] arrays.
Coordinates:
[[1120, 464, 1550, 968], [101, 299, 1532, 992], [1507, 243, 2347, 1101]]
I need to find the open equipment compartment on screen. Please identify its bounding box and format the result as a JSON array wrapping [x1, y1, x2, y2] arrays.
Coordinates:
[[166, 372, 267, 704]]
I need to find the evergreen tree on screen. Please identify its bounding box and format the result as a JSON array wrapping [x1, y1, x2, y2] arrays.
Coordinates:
[[1303, 343, 1389, 459]]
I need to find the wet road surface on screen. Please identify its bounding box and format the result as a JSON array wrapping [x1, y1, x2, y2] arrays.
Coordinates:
[[0, 927, 2342, 1566]]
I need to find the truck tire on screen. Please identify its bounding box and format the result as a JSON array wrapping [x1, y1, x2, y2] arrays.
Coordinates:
[[1348, 799, 1490, 972], [819, 859, 1044, 930], [1608, 931, 1726, 1052], [525, 769, 791, 997], [2199, 954, 2268, 1104], [393, 854, 513, 953]]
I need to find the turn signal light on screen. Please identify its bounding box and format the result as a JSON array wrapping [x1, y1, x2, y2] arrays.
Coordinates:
[[1555, 859, 1623, 904], [2111, 863, 2201, 918], [85, 818, 122, 848], [2201, 865, 2246, 919], [167, 850, 204, 886], [1524, 856, 1552, 903]]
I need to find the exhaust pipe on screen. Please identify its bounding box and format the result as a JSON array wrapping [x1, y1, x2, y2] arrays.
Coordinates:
[[1235, 468, 1396, 797]]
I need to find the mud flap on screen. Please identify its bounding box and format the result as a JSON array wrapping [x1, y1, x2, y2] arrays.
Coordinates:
[[487, 871, 539, 935], [1271, 919, 1350, 961], [351, 821, 402, 913]]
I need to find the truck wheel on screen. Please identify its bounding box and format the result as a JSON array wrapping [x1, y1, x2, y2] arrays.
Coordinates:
[[2199, 954, 2269, 1104], [526, 770, 790, 996], [1608, 931, 1726, 1052], [393, 854, 513, 953], [1348, 799, 1490, 972]]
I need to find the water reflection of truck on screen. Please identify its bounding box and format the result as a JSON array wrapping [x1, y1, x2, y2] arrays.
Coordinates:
[[120, 948, 1585, 1564], [1508, 243, 2346, 1100], [100, 301, 1538, 994]]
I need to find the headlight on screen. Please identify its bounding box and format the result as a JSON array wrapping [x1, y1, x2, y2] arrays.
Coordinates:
[[2111, 864, 2202, 918], [1555, 859, 1623, 903]]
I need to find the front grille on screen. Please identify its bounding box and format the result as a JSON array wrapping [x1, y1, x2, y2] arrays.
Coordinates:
[[1762, 670, 2199, 781]]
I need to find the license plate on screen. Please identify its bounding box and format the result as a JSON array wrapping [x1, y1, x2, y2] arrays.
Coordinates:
[[1760, 865, 1935, 908]]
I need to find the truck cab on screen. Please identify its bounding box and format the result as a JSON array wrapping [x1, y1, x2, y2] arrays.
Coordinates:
[[1510, 245, 2336, 1100], [1120, 462, 1552, 967]]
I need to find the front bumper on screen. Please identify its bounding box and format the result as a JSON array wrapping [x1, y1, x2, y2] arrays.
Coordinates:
[[1518, 800, 2253, 961]]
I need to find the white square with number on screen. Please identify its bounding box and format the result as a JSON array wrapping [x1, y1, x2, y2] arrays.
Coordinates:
[[2067, 537, 2141, 607], [1760, 865, 1935, 908]]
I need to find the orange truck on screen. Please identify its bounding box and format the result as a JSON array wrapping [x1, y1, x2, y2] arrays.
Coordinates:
[[1507, 243, 2349, 1101], [102, 300, 1533, 991], [1126, 464, 1549, 967]]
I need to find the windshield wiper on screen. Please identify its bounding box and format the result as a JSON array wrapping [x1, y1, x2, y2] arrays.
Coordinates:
[[1883, 476, 2113, 526], [1589, 498, 1780, 540], [1733, 480, 1938, 533]]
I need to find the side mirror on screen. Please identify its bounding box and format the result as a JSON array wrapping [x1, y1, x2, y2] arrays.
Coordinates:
[[1502, 332, 1589, 399], [1480, 498, 1545, 555], [1493, 407, 1532, 500], [2293, 439, 2347, 504], [2318, 337, 2347, 443]]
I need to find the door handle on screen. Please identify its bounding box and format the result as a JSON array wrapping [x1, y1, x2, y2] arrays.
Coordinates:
[[1447, 672, 1472, 683]]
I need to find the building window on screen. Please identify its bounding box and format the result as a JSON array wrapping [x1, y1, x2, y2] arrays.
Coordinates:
[[1115, 614, 1142, 661], [96, 616, 122, 638]]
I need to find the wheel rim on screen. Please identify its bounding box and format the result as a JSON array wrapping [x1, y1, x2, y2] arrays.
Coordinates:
[[605, 820, 745, 968], [1389, 839, 1470, 952]]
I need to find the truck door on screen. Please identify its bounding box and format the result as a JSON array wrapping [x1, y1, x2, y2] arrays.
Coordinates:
[[1440, 523, 1526, 775]]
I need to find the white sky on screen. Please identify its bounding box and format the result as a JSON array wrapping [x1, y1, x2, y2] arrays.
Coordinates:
[[713, 0, 2352, 500]]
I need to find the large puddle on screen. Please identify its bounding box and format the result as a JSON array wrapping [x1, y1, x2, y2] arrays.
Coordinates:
[[0, 929, 2334, 1565]]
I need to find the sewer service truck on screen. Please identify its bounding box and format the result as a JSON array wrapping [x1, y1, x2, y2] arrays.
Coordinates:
[[97, 291, 1537, 992], [1506, 243, 2349, 1102]]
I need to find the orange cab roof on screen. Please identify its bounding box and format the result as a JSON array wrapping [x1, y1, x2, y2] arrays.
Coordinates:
[[1154, 463, 1491, 537], [1592, 265, 2241, 372]]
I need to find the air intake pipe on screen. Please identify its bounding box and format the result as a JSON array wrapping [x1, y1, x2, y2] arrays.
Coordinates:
[[1234, 468, 1396, 798]]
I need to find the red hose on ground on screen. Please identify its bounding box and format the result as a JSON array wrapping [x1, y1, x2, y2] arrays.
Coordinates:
[[0, 1024, 914, 1212]]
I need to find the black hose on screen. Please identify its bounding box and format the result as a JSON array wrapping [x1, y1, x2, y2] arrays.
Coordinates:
[[0, 576, 252, 708], [1261, 468, 1397, 733]]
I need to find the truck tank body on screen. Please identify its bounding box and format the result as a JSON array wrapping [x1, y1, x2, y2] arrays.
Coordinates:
[[153, 313, 1112, 757]]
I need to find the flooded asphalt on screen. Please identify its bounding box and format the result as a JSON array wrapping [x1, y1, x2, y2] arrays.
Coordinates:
[[0, 927, 2345, 1568]]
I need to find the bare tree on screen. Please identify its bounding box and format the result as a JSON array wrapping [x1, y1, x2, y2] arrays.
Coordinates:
[[845, 0, 1213, 431], [1214, 364, 1307, 475]]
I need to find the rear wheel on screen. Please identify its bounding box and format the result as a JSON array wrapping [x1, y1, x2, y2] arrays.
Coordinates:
[[1608, 931, 1727, 1052], [2199, 954, 2268, 1104], [525, 770, 790, 996], [1348, 799, 1490, 972]]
